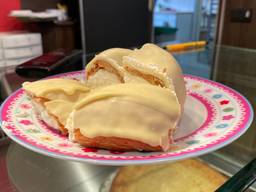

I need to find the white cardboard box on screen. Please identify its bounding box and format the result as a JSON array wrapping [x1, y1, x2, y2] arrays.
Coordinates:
[[4, 45, 42, 59], [1, 33, 42, 48], [0, 49, 3, 60], [0, 60, 5, 67]]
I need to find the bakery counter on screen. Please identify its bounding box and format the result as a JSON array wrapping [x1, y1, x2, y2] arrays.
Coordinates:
[[0, 46, 255, 191]]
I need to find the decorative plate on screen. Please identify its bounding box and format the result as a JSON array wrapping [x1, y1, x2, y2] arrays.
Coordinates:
[[0, 71, 253, 165]]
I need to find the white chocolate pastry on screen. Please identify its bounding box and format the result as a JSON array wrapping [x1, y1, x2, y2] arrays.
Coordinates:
[[123, 43, 186, 109], [22, 43, 186, 152], [22, 78, 90, 134], [66, 83, 181, 151], [86, 43, 186, 109]]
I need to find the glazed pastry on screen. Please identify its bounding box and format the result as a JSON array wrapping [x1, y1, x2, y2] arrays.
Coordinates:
[[123, 43, 186, 109], [66, 83, 181, 151], [22, 43, 186, 152], [111, 159, 227, 192], [22, 78, 90, 134], [86, 43, 186, 108]]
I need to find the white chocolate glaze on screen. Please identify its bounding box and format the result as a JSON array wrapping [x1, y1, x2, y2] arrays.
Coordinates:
[[123, 43, 186, 109], [67, 83, 181, 151], [44, 100, 75, 126], [75, 84, 179, 116], [22, 78, 90, 102]]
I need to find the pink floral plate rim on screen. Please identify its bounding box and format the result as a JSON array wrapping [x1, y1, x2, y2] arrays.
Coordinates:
[[0, 71, 253, 165]]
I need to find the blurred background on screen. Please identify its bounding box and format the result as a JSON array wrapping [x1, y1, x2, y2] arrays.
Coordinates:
[[0, 0, 256, 191]]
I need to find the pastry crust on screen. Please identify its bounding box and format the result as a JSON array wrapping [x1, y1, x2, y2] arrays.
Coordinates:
[[86, 60, 124, 82], [73, 129, 163, 151], [111, 159, 227, 192], [124, 65, 165, 87]]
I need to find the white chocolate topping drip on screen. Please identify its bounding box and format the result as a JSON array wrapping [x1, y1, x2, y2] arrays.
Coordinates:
[[22, 78, 90, 102], [68, 83, 181, 151]]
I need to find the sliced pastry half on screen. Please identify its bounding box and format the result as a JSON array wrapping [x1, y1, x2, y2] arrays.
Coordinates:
[[66, 83, 181, 151], [86, 44, 186, 109], [123, 43, 186, 109], [22, 78, 90, 134], [85, 48, 132, 88]]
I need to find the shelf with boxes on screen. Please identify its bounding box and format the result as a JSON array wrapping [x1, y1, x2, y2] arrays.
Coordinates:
[[0, 33, 43, 69]]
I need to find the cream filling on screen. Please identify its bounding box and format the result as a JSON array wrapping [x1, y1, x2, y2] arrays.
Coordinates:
[[123, 56, 172, 88], [66, 111, 75, 141], [86, 69, 121, 88], [68, 98, 179, 151], [123, 71, 150, 84]]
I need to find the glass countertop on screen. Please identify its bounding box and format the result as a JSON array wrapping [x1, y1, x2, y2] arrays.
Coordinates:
[[0, 45, 255, 192], [175, 45, 256, 163]]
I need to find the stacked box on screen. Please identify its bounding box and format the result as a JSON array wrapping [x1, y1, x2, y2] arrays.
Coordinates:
[[0, 33, 43, 67]]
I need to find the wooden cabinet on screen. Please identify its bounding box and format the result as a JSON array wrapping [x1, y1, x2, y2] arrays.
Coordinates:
[[217, 0, 256, 49], [27, 21, 80, 53]]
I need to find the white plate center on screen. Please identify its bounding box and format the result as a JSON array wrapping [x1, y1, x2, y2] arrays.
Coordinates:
[[174, 95, 207, 139]]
